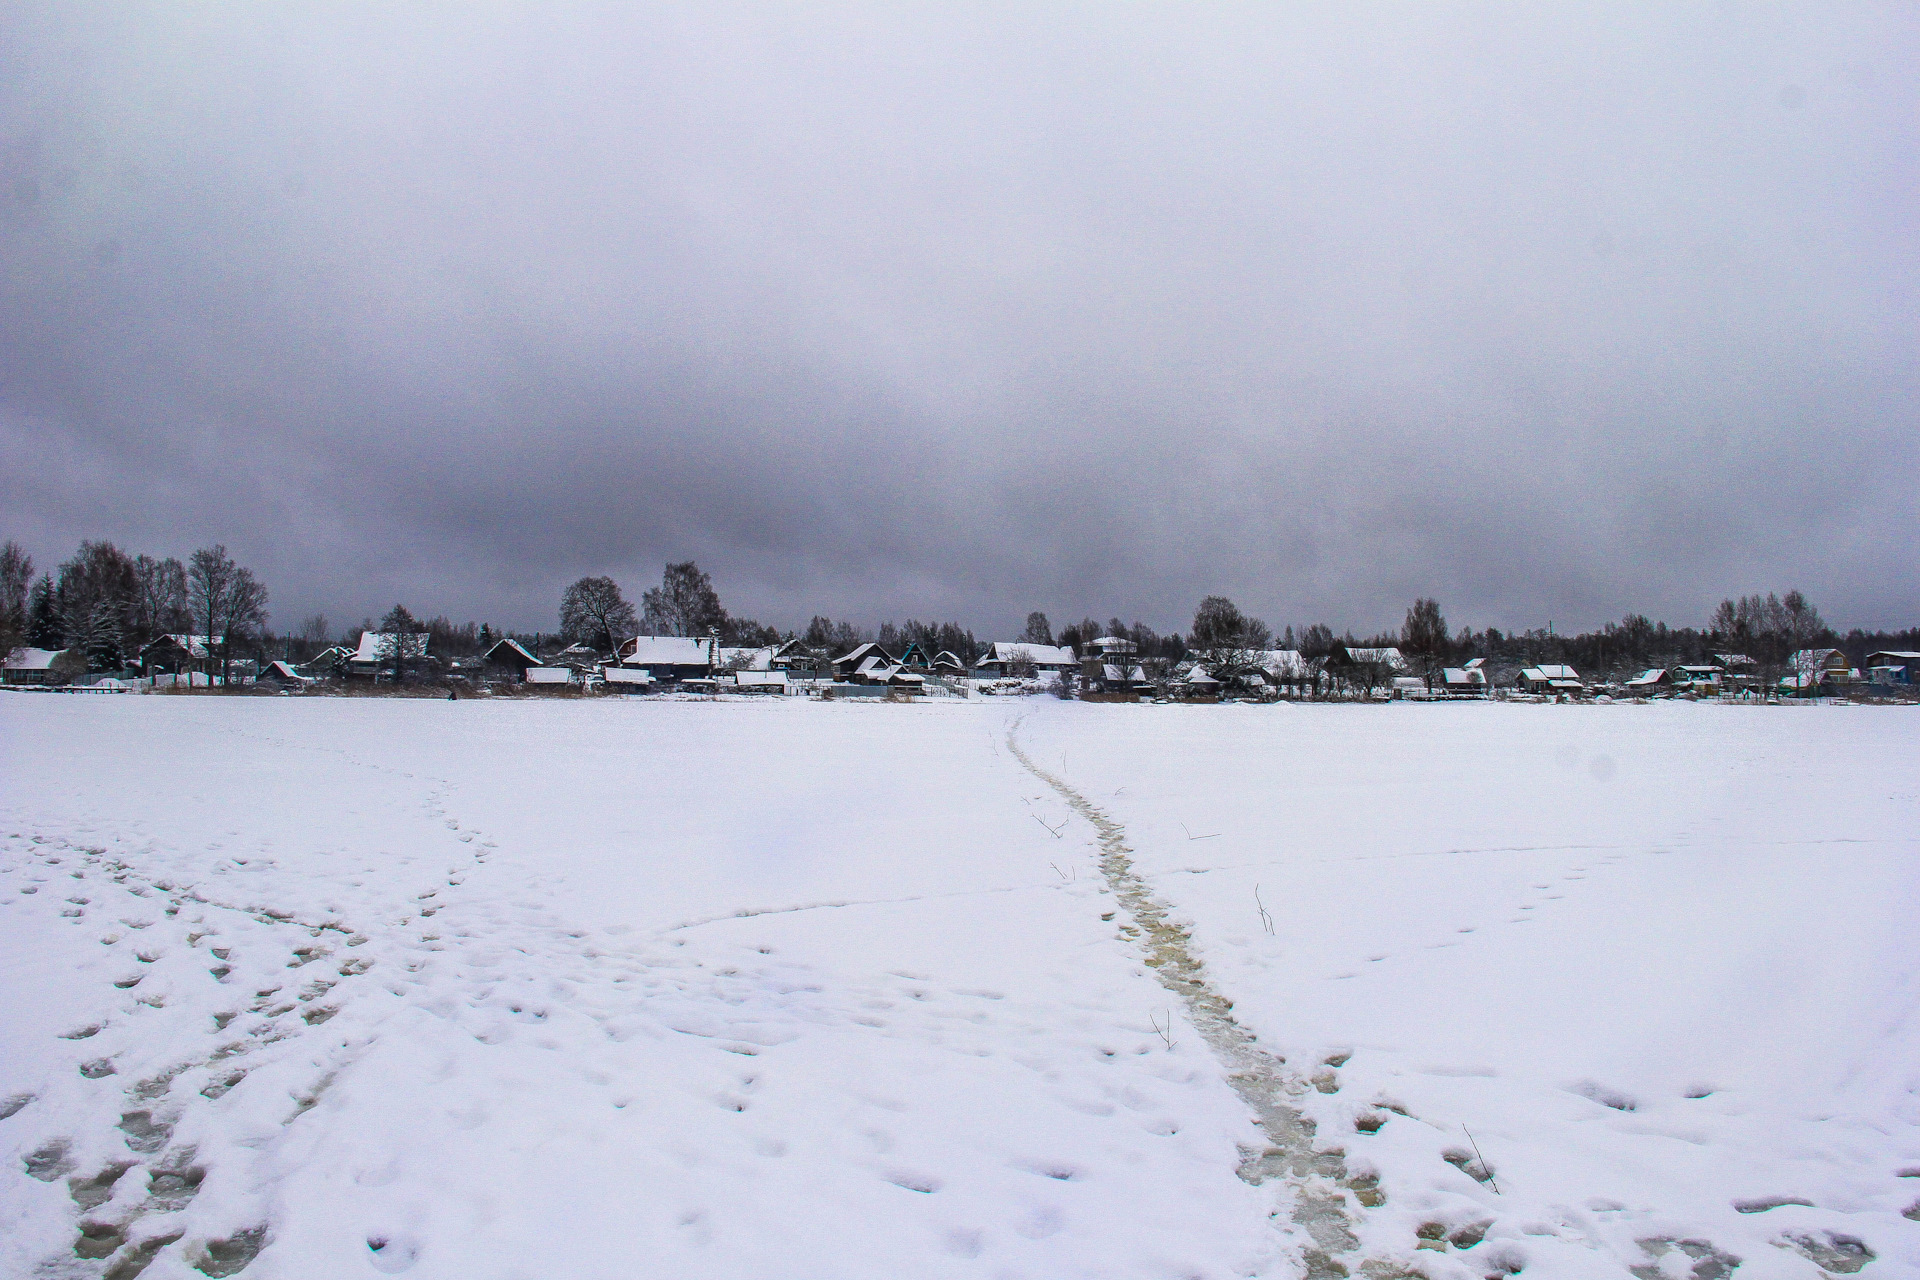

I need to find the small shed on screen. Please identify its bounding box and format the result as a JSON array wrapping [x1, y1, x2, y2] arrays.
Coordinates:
[[600, 665, 656, 693], [257, 661, 313, 688], [525, 666, 574, 686], [726, 670, 790, 694]]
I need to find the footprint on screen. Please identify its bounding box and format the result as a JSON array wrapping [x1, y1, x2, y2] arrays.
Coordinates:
[[75, 1219, 130, 1260], [118, 1110, 173, 1154], [25, 1138, 75, 1181], [69, 1162, 135, 1210], [196, 1225, 267, 1277], [367, 1234, 421, 1273]]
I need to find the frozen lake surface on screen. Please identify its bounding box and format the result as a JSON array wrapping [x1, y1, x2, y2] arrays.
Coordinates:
[[2, 695, 1915, 1279]]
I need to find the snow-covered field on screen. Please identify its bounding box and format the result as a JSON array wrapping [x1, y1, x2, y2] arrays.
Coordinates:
[[1, 695, 1915, 1280]]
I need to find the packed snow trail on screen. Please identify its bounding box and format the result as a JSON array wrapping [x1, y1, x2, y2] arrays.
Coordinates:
[[1007, 716, 1399, 1280]]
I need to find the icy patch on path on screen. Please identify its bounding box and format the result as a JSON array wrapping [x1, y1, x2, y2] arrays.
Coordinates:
[[1008, 718, 1395, 1280]]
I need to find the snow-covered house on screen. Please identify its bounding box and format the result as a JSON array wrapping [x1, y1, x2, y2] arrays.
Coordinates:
[[1516, 664, 1583, 695], [831, 643, 894, 680], [931, 651, 968, 677], [1671, 664, 1725, 694], [484, 638, 541, 680], [3, 647, 68, 686], [257, 661, 313, 688], [305, 645, 355, 677], [1172, 667, 1221, 701], [1440, 658, 1489, 696], [1783, 648, 1856, 694], [618, 636, 716, 683], [1258, 650, 1320, 694], [139, 634, 214, 676], [346, 631, 431, 678], [973, 643, 1078, 676], [1623, 668, 1671, 695], [1866, 651, 1919, 685]]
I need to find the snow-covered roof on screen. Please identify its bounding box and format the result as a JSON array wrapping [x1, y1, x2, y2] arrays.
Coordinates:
[[980, 643, 1077, 668], [832, 642, 892, 667], [718, 646, 774, 671], [4, 647, 64, 671], [1441, 667, 1486, 685], [1624, 668, 1667, 686], [1674, 665, 1723, 675], [600, 665, 654, 685], [1463, 657, 1486, 670], [262, 661, 311, 681], [1534, 664, 1578, 680], [620, 636, 713, 667], [1343, 646, 1406, 669], [1181, 667, 1220, 685], [353, 632, 429, 662], [1867, 650, 1920, 661], [1712, 653, 1756, 667], [1259, 649, 1317, 678], [145, 634, 214, 658], [1790, 648, 1846, 672], [931, 650, 967, 669], [731, 670, 788, 687], [525, 667, 573, 684]]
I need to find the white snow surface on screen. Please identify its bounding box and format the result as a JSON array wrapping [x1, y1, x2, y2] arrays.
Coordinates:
[[0, 695, 1915, 1280]]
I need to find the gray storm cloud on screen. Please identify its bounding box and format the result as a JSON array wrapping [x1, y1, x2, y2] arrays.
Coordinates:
[[2, 3, 1915, 635]]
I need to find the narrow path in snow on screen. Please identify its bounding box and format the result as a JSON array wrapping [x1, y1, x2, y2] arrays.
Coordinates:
[[1007, 715, 1401, 1280]]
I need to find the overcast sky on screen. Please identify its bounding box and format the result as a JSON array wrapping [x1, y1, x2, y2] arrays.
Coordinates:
[[3, 4, 1915, 638]]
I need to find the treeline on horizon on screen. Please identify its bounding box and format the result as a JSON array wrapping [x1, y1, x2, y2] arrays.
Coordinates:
[[4, 538, 1916, 682]]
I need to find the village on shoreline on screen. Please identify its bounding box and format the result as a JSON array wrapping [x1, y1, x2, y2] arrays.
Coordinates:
[[3, 543, 1915, 704]]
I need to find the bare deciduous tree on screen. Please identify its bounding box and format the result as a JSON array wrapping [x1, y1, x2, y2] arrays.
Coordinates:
[[1401, 597, 1448, 693], [641, 561, 727, 638], [560, 576, 639, 654], [187, 546, 269, 684]]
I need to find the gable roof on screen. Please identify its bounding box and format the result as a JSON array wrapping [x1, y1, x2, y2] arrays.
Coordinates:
[[1339, 646, 1407, 670], [980, 642, 1077, 668], [620, 636, 714, 667], [1259, 649, 1318, 678], [485, 638, 539, 666], [4, 647, 64, 671], [718, 645, 775, 671], [1790, 648, 1847, 672], [832, 642, 894, 668], [353, 631, 430, 662], [143, 634, 214, 658]]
